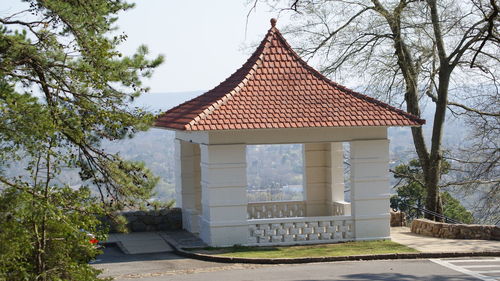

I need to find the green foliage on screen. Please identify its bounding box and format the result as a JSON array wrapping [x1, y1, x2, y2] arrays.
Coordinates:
[[390, 181, 426, 217], [0, 186, 109, 280], [390, 160, 427, 216], [391, 159, 473, 224], [0, 0, 163, 279], [137, 198, 175, 211], [441, 191, 474, 224]]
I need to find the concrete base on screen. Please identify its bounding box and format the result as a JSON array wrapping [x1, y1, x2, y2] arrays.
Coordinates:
[[200, 220, 249, 247], [182, 209, 200, 234]]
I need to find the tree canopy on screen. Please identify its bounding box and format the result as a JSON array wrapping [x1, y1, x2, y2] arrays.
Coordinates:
[[0, 0, 163, 279], [390, 159, 473, 224]]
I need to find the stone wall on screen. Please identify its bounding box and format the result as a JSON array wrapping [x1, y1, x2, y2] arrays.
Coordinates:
[[390, 211, 407, 227], [411, 219, 500, 240], [107, 208, 182, 233]]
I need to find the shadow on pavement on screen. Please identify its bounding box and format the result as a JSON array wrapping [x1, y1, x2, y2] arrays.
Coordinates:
[[308, 273, 478, 281], [296, 273, 478, 281]]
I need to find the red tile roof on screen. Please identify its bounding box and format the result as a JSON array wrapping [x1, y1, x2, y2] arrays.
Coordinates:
[[155, 20, 425, 131]]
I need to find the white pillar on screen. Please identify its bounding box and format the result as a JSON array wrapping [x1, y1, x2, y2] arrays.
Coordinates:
[[303, 143, 329, 216], [327, 142, 350, 216], [350, 139, 391, 240], [199, 144, 248, 246], [175, 139, 201, 233]]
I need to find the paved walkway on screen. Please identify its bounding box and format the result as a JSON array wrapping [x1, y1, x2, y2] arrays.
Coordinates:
[[92, 245, 240, 280], [391, 227, 500, 253]]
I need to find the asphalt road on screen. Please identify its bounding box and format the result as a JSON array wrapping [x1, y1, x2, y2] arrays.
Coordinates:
[[92, 245, 499, 281]]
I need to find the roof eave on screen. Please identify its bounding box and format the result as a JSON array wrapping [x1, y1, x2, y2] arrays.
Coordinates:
[[157, 122, 423, 131]]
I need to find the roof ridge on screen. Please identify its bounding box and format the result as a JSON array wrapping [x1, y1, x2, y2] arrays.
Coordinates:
[[271, 30, 425, 125], [183, 28, 276, 130]]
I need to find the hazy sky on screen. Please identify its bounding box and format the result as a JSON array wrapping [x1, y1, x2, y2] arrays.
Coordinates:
[[114, 1, 288, 93], [1, 0, 289, 93]]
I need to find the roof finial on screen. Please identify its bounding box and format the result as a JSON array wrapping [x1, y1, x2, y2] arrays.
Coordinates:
[[270, 18, 277, 27]]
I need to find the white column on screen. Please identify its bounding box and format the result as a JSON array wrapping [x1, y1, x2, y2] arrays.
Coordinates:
[[175, 139, 201, 233], [330, 142, 345, 202], [350, 139, 391, 240], [303, 143, 329, 216], [327, 142, 350, 216], [199, 144, 248, 246]]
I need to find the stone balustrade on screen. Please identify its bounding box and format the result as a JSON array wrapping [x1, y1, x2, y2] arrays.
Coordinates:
[[248, 215, 354, 245], [247, 200, 306, 219], [411, 219, 500, 240], [332, 201, 351, 216], [247, 200, 351, 219]]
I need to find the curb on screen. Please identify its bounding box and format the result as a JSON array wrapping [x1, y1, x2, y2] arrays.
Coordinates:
[[160, 236, 500, 264], [174, 249, 500, 264]]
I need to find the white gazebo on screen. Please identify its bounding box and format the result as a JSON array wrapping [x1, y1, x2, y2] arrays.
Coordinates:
[[155, 19, 424, 247]]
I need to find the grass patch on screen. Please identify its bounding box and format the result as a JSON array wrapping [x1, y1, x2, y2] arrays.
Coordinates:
[[189, 240, 418, 259]]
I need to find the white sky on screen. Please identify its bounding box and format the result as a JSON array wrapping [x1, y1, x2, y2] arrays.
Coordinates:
[[1, 0, 289, 93], [116, 0, 287, 93]]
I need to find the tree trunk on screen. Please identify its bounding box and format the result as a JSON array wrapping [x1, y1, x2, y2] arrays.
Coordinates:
[[380, 8, 444, 220], [423, 167, 440, 220], [423, 65, 451, 220]]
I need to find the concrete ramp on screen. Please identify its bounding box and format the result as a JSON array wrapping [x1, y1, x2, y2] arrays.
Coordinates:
[[107, 232, 173, 254]]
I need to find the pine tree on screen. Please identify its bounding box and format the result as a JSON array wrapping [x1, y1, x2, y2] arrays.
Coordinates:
[[0, 1, 163, 279]]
